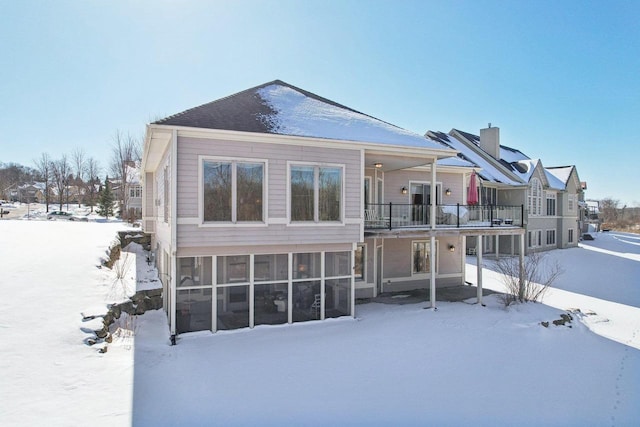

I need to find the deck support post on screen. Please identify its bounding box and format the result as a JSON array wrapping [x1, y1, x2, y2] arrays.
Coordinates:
[[430, 237, 436, 309], [477, 235, 483, 305]]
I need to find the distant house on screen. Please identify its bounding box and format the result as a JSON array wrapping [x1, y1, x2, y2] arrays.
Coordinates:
[[5, 182, 46, 203], [126, 164, 142, 219], [427, 127, 585, 254], [141, 80, 526, 338]]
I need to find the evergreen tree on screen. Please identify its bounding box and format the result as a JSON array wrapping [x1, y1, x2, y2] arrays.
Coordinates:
[[97, 176, 115, 219]]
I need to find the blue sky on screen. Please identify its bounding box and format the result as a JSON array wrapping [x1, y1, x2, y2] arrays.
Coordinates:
[[1, 0, 638, 205]]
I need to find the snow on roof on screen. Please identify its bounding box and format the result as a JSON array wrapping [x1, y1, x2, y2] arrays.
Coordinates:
[[436, 156, 475, 168], [427, 131, 523, 185], [256, 83, 449, 150], [546, 166, 574, 185], [544, 168, 567, 190], [500, 145, 529, 163]]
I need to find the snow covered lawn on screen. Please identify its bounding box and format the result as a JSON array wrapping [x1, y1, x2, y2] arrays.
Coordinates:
[[1, 222, 638, 426]]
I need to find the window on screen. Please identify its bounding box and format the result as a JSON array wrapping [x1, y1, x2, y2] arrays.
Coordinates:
[[568, 194, 576, 212], [528, 230, 542, 248], [568, 228, 574, 243], [481, 187, 497, 205], [354, 244, 365, 281], [290, 164, 342, 222], [163, 165, 169, 223], [546, 229, 556, 246], [203, 159, 264, 223], [129, 185, 142, 198], [546, 192, 556, 216], [412, 240, 437, 274], [528, 178, 542, 216]]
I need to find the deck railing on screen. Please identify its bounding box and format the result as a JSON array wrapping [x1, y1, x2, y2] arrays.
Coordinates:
[[364, 203, 524, 230]]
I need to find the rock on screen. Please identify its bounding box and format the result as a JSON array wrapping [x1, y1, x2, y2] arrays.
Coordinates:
[[541, 321, 549, 328], [111, 304, 122, 319], [119, 301, 135, 315], [98, 346, 108, 354], [149, 296, 163, 310], [95, 326, 109, 339], [105, 334, 113, 343], [146, 288, 162, 298]]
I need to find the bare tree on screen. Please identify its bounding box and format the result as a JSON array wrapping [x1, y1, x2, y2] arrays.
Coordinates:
[[34, 153, 52, 212], [85, 157, 101, 212], [72, 148, 86, 207], [495, 252, 563, 306], [110, 131, 141, 219], [600, 197, 619, 224], [51, 155, 70, 211]]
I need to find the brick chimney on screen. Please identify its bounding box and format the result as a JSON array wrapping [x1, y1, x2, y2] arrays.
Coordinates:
[[480, 124, 500, 159]]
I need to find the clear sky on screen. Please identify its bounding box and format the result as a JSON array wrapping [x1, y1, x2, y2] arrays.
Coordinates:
[[1, 0, 638, 205]]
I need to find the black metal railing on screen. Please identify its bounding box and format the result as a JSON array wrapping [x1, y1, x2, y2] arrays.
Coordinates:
[[364, 203, 524, 230]]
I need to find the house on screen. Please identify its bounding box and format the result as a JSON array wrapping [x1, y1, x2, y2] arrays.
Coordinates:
[[427, 127, 584, 254], [125, 164, 142, 220], [5, 182, 46, 203], [141, 80, 526, 338]]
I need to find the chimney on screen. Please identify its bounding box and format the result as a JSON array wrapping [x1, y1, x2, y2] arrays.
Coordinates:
[[480, 125, 500, 159]]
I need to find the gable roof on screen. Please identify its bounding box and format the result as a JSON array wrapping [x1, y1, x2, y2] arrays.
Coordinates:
[[155, 80, 450, 151], [426, 131, 523, 185], [451, 128, 531, 180]]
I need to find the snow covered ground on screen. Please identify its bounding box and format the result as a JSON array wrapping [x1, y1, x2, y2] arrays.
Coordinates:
[[1, 221, 638, 426]]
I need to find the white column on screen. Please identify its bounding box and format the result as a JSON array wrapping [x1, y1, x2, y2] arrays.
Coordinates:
[[170, 253, 177, 335], [476, 235, 483, 305], [430, 238, 436, 308], [495, 235, 500, 260], [430, 161, 437, 229], [461, 235, 466, 285], [249, 254, 255, 328], [320, 251, 326, 320], [287, 253, 293, 324], [351, 243, 356, 318], [519, 233, 526, 291], [212, 256, 217, 332]]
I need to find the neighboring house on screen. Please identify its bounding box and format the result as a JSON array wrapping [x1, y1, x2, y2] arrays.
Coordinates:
[[125, 164, 142, 219], [142, 80, 526, 338], [427, 127, 584, 254], [6, 182, 46, 203]]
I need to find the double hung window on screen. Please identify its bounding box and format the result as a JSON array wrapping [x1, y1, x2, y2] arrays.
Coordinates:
[[290, 164, 342, 222], [202, 159, 264, 223]]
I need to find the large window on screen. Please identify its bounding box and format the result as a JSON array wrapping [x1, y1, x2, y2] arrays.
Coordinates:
[[290, 164, 342, 222], [528, 178, 542, 216], [203, 159, 264, 223], [546, 192, 556, 216], [412, 240, 437, 274]]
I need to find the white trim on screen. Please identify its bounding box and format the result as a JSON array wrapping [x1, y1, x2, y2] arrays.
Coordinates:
[[286, 161, 346, 225], [410, 239, 439, 275], [408, 180, 443, 204], [198, 155, 268, 225], [148, 124, 458, 159]]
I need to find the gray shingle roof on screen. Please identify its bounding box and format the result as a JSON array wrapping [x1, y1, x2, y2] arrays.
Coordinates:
[[154, 80, 452, 150]]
